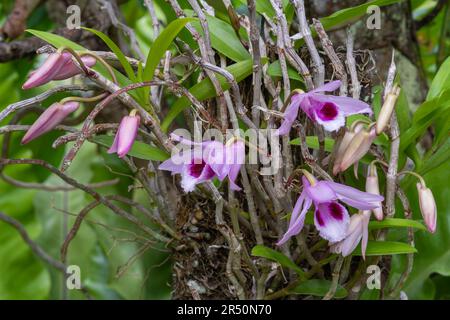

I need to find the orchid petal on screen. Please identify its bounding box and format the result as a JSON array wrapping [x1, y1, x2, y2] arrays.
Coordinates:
[[311, 94, 373, 115], [277, 192, 312, 245], [326, 181, 384, 210], [303, 178, 337, 203], [275, 94, 304, 136], [310, 80, 341, 93]]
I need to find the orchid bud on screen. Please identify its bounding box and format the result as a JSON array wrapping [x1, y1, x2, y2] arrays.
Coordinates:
[[417, 182, 437, 233], [339, 127, 376, 173], [108, 114, 140, 158], [366, 164, 383, 220], [376, 84, 400, 135], [21, 101, 79, 144], [23, 52, 72, 89], [52, 55, 96, 80], [333, 123, 364, 175]]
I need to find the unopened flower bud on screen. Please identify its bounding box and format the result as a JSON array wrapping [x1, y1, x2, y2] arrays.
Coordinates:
[[417, 182, 437, 233], [366, 164, 383, 220], [333, 123, 364, 175], [339, 127, 376, 173], [376, 84, 401, 135], [21, 101, 79, 144], [108, 113, 140, 158]]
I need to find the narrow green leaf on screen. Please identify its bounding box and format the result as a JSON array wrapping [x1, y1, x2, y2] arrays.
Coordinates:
[[92, 135, 169, 162], [352, 241, 417, 256], [161, 59, 255, 132], [400, 89, 450, 150], [143, 18, 193, 82], [192, 15, 250, 62], [290, 279, 348, 298], [251, 245, 305, 277], [418, 137, 450, 176], [319, 0, 403, 31], [290, 136, 335, 152], [267, 60, 304, 81], [427, 56, 450, 100], [82, 27, 137, 82], [368, 218, 427, 231]]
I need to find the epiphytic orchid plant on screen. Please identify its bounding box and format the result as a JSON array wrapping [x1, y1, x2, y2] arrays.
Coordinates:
[[0, 0, 445, 301]]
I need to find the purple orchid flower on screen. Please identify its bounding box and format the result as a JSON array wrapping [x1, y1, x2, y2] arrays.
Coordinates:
[[21, 101, 79, 144], [108, 115, 140, 158], [275, 80, 373, 135], [330, 210, 371, 259], [277, 172, 383, 245], [158, 134, 245, 192], [23, 52, 96, 89]]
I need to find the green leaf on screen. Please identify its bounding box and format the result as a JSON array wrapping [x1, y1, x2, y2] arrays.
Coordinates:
[[267, 60, 303, 81], [290, 136, 335, 152], [427, 56, 450, 100], [143, 18, 193, 82], [82, 27, 137, 82], [251, 245, 305, 278], [235, 0, 290, 19], [92, 135, 169, 161], [400, 89, 450, 150], [319, 0, 403, 31], [161, 59, 255, 132], [417, 137, 450, 176], [290, 279, 348, 298], [352, 241, 417, 256], [192, 15, 250, 62], [368, 218, 427, 231], [27, 29, 85, 50]]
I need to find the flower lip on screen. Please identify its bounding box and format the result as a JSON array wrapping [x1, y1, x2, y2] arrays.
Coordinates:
[[188, 160, 208, 178], [314, 201, 350, 242], [316, 102, 338, 121]]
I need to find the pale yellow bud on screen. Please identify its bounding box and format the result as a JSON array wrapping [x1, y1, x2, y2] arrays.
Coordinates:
[[376, 84, 401, 135], [339, 128, 376, 173], [366, 165, 383, 220]]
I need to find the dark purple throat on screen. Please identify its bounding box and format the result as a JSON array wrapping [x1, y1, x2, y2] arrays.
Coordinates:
[[317, 102, 338, 121]]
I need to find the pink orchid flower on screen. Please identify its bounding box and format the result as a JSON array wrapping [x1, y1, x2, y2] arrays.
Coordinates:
[[277, 172, 383, 245], [108, 115, 140, 158], [330, 210, 371, 259], [275, 80, 373, 135], [23, 52, 96, 89], [21, 101, 79, 144], [158, 134, 245, 192]]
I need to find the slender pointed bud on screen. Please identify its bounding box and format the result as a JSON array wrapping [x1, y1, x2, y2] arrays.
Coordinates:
[[417, 182, 437, 233], [21, 101, 79, 144], [376, 84, 401, 135], [333, 123, 364, 175], [366, 164, 383, 220], [340, 127, 376, 172], [52, 55, 96, 80], [108, 115, 140, 158], [22, 52, 72, 89]]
